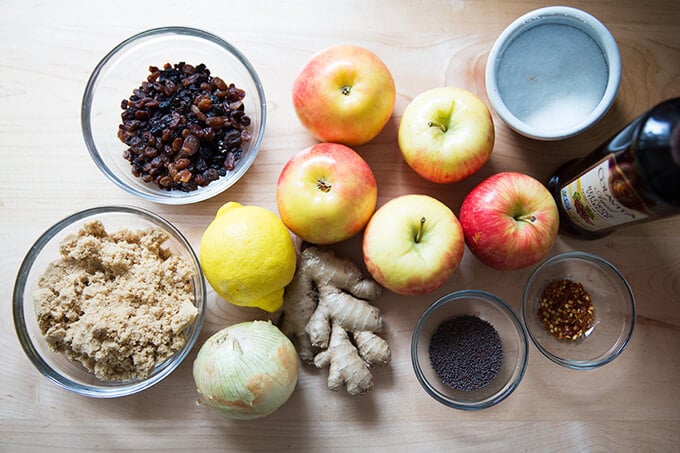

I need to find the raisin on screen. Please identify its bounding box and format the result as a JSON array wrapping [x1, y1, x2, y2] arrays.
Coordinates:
[[118, 62, 252, 192]]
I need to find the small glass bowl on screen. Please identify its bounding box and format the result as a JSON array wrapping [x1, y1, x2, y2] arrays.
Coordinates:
[[411, 290, 529, 411], [522, 252, 635, 369], [12, 206, 206, 397], [82, 26, 266, 204]]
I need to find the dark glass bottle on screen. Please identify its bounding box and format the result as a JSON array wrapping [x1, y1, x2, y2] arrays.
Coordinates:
[[548, 98, 680, 239]]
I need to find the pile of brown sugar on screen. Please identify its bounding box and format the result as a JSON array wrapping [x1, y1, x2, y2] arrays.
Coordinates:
[[33, 220, 198, 382]]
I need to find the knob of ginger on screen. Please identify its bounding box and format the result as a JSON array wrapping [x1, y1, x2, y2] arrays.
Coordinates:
[[278, 246, 390, 395]]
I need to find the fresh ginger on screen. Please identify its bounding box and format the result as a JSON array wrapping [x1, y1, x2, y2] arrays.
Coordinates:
[[278, 246, 390, 395], [314, 322, 389, 395]]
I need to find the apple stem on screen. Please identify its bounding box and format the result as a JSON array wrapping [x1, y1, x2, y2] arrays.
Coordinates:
[[415, 217, 426, 243], [341, 85, 351, 96], [317, 178, 332, 193], [427, 120, 448, 133], [515, 214, 537, 223]]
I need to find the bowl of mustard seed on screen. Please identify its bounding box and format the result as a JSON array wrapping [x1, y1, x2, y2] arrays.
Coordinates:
[[411, 290, 529, 411], [522, 251, 636, 370], [82, 27, 266, 204]]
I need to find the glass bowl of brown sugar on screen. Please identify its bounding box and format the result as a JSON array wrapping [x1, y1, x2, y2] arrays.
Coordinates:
[[522, 251, 635, 370], [411, 290, 529, 411], [12, 206, 206, 397], [82, 27, 266, 204]]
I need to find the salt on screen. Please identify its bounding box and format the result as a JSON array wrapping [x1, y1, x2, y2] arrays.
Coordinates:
[[496, 23, 608, 132]]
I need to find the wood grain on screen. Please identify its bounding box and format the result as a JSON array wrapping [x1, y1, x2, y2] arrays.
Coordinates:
[[1, 0, 679, 450]]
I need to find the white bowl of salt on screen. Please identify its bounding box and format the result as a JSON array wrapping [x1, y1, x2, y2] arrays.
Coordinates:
[[486, 6, 621, 141]]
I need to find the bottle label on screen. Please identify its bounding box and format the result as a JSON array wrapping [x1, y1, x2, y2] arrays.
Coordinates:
[[559, 158, 650, 231]]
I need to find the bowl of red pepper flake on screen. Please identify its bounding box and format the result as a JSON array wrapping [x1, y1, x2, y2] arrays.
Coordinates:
[[522, 251, 635, 369]]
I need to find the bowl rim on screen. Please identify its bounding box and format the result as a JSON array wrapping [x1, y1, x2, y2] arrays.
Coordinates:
[[81, 26, 267, 205], [411, 289, 529, 411], [521, 251, 636, 370], [12, 205, 207, 397], [485, 6, 621, 141]]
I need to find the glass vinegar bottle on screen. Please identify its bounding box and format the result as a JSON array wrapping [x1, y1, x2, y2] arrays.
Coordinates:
[[547, 98, 680, 238]]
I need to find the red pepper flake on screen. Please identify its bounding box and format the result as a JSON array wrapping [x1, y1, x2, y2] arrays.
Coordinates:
[[538, 278, 594, 341]]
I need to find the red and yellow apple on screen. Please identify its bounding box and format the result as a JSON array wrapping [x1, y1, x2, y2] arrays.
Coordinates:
[[276, 142, 377, 245], [292, 45, 396, 146], [459, 172, 559, 270], [398, 87, 494, 183], [362, 194, 465, 296]]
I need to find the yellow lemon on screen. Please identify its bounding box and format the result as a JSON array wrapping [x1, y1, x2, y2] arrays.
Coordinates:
[[199, 202, 297, 312]]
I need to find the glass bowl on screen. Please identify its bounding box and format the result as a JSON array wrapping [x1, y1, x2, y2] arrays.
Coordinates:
[[522, 251, 635, 369], [82, 26, 266, 204], [12, 206, 206, 397], [411, 290, 528, 411]]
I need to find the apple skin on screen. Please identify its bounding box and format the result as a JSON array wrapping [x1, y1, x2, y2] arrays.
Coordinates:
[[292, 45, 396, 146], [276, 142, 377, 245], [398, 87, 494, 183], [459, 172, 559, 270], [362, 194, 465, 296]]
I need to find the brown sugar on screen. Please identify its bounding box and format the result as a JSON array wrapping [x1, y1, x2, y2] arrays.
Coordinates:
[[33, 220, 198, 382]]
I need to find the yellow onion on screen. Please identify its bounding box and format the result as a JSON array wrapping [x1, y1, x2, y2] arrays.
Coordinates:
[[192, 320, 298, 420]]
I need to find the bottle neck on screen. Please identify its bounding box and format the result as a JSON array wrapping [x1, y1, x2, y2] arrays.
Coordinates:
[[635, 98, 680, 206], [672, 121, 680, 166]]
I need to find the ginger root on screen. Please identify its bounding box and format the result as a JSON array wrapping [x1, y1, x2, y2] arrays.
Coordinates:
[[278, 246, 390, 395]]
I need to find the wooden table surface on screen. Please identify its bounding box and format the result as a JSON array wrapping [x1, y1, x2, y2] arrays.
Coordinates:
[[2, 0, 679, 451]]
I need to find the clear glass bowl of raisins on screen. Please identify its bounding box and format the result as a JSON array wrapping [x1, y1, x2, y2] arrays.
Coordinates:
[[522, 251, 636, 370], [82, 27, 266, 204], [411, 290, 529, 411]]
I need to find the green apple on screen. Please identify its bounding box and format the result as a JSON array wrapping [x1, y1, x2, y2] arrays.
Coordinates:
[[292, 45, 396, 146], [398, 87, 494, 183], [362, 194, 465, 295]]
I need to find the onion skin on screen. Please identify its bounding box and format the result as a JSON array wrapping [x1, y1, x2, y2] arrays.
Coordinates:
[[192, 320, 299, 420]]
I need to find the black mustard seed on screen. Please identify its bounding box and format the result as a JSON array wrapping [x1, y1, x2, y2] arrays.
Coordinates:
[[428, 315, 503, 392]]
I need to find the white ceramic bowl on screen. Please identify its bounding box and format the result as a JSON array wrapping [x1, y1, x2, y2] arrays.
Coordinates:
[[486, 6, 621, 140], [82, 27, 266, 204]]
